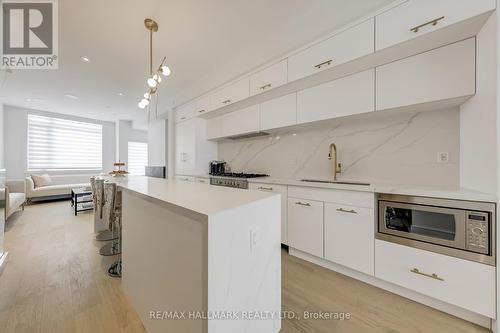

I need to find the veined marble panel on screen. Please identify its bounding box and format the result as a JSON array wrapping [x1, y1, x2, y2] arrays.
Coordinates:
[[218, 108, 460, 187]]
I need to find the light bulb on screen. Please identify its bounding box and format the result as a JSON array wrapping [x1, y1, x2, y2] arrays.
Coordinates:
[[161, 66, 171, 76], [141, 98, 150, 106], [144, 92, 150, 99], [157, 76, 162, 83], [138, 101, 146, 109], [147, 78, 157, 88]]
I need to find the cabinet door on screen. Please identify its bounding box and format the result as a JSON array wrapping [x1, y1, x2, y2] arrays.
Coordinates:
[[175, 175, 195, 182], [206, 116, 223, 140], [250, 60, 288, 96], [288, 19, 374, 82], [195, 95, 211, 116], [221, 105, 260, 137], [175, 120, 195, 175], [210, 78, 250, 110], [375, 240, 495, 318], [324, 203, 374, 275], [175, 102, 195, 123], [376, 0, 495, 51], [297, 69, 374, 124], [260, 93, 297, 131], [287, 197, 323, 258], [249, 183, 288, 244], [376, 38, 475, 111]]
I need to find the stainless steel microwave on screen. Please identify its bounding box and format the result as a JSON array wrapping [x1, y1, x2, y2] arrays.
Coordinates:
[[376, 194, 496, 265]]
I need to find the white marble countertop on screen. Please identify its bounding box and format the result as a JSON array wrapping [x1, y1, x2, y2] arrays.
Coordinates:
[[117, 176, 278, 216]]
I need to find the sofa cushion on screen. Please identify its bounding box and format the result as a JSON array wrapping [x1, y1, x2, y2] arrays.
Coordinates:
[[30, 183, 90, 198], [31, 174, 53, 188]]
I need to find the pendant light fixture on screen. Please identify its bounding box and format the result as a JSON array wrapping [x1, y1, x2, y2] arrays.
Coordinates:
[[138, 18, 171, 109]]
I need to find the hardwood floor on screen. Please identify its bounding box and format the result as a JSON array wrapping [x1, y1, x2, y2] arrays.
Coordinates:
[[0, 201, 490, 333]]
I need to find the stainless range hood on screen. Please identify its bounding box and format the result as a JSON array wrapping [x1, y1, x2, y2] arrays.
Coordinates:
[[228, 131, 270, 140]]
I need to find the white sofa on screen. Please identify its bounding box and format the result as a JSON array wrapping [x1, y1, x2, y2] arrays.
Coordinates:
[[25, 174, 92, 202], [4, 180, 26, 220]]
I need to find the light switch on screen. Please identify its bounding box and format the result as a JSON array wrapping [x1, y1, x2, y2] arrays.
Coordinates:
[[437, 152, 449, 163], [250, 228, 261, 252]]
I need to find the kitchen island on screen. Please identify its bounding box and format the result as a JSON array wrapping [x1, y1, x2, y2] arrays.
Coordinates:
[[118, 176, 281, 333]]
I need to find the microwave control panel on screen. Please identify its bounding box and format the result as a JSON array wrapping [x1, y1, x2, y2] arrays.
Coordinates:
[[466, 211, 489, 255]]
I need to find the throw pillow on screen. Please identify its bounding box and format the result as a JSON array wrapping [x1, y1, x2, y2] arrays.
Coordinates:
[[31, 174, 53, 188]]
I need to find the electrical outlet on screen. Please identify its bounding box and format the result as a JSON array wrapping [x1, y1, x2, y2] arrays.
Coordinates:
[[437, 152, 449, 164], [250, 228, 261, 252]]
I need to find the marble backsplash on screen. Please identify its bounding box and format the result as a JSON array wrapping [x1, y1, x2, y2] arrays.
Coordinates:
[[218, 108, 460, 188]]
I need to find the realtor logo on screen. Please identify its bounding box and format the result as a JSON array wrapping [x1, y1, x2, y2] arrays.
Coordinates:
[[1, 0, 58, 69]]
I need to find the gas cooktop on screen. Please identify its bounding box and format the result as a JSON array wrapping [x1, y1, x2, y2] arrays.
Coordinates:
[[209, 172, 268, 189], [210, 172, 269, 179]]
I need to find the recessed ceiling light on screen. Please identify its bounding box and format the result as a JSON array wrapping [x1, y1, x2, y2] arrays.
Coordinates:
[[64, 94, 78, 100], [118, 92, 124, 96], [81, 56, 90, 62], [292, 133, 297, 136], [26, 98, 44, 102]]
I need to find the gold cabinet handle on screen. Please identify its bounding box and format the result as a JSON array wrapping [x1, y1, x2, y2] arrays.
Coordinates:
[[258, 186, 273, 191], [197, 109, 206, 114], [260, 83, 272, 90], [222, 99, 231, 104], [410, 268, 444, 281], [410, 16, 445, 33], [314, 59, 333, 69], [336, 208, 357, 214], [295, 201, 311, 207], [180, 116, 186, 120]]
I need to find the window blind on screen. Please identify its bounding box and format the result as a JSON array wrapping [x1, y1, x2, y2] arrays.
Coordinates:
[[27, 114, 103, 170], [128, 141, 148, 175]]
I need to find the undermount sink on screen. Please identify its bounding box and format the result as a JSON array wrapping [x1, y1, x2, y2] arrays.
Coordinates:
[[300, 179, 371, 186]]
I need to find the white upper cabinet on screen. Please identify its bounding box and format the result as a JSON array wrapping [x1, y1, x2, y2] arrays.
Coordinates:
[[206, 116, 223, 140], [260, 93, 297, 131], [221, 104, 260, 138], [210, 78, 249, 111], [250, 60, 288, 96], [376, 38, 475, 111], [175, 101, 196, 123], [194, 95, 211, 116], [288, 19, 374, 82], [375, 0, 495, 51], [297, 69, 375, 124]]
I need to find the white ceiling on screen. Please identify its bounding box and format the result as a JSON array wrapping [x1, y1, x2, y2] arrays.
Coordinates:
[[0, 0, 394, 129]]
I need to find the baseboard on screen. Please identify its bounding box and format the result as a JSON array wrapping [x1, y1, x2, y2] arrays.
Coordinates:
[[30, 195, 71, 202], [288, 248, 492, 329]]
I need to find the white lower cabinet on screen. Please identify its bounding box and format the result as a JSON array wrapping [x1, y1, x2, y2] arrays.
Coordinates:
[[287, 197, 323, 258], [249, 182, 288, 245], [375, 240, 495, 318], [324, 203, 374, 275], [175, 175, 195, 182]]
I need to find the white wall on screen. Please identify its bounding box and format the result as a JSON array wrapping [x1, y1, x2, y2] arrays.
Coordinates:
[[147, 118, 167, 166], [460, 14, 498, 195], [218, 108, 460, 188], [117, 120, 148, 169], [4, 105, 116, 179]]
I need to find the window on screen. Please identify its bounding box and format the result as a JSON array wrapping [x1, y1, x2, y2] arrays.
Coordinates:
[[128, 141, 148, 175], [27, 114, 103, 170]]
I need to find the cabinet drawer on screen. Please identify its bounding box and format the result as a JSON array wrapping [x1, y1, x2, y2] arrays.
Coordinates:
[[297, 69, 374, 124], [375, 0, 495, 51], [260, 93, 297, 131], [249, 183, 288, 244], [210, 78, 249, 110], [175, 102, 196, 123], [287, 197, 323, 258], [194, 95, 211, 116], [375, 240, 495, 318], [288, 19, 374, 82], [250, 60, 288, 96], [325, 203, 374, 275], [376, 38, 475, 111], [206, 117, 223, 140], [221, 105, 260, 137], [288, 186, 374, 209]]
